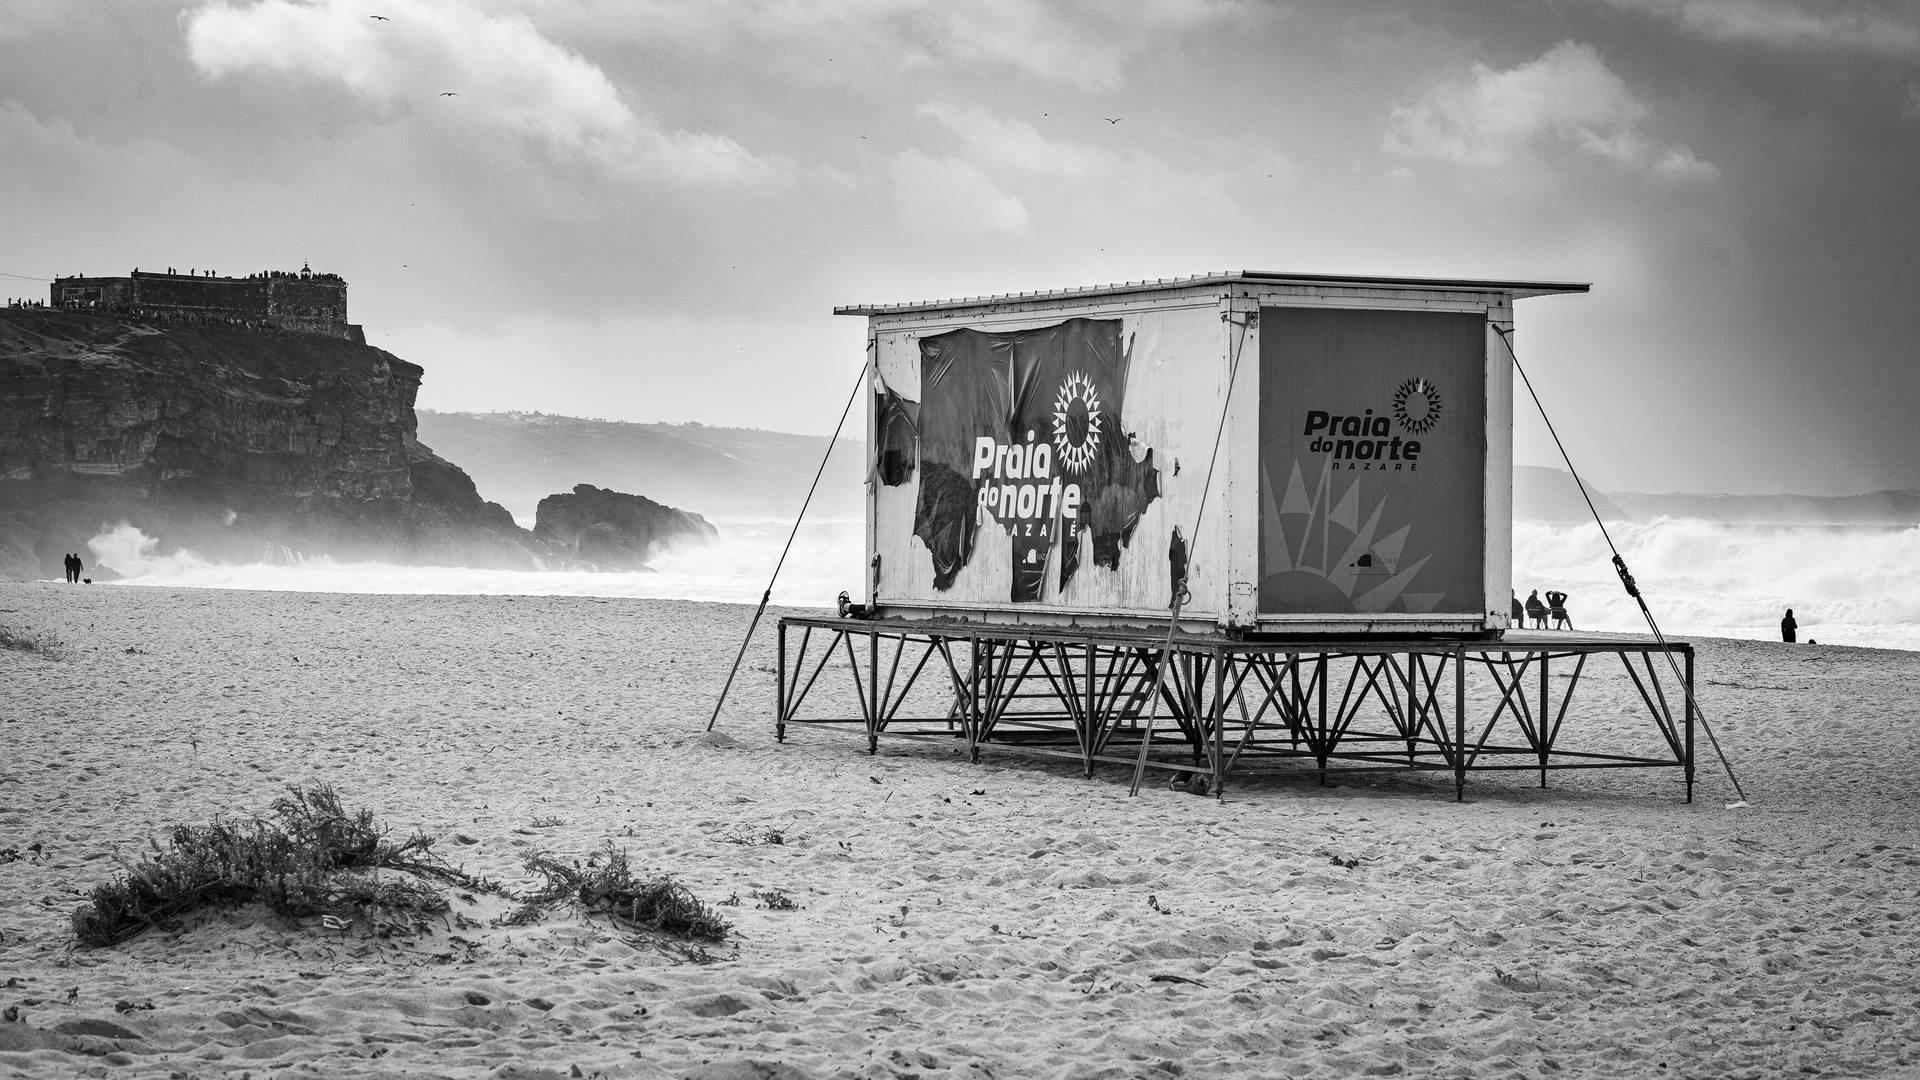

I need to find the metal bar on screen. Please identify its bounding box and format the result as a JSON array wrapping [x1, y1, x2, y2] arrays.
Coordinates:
[[1454, 645, 1466, 801], [788, 627, 840, 727], [1618, 652, 1685, 763], [1211, 647, 1227, 798], [1546, 653, 1588, 752], [775, 620, 789, 741], [881, 639, 941, 726], [1685, 648, 1696, 803], [1539, 653, 1550, 788]]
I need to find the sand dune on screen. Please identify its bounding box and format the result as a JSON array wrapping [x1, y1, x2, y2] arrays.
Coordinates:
[[2, 582, 1917, 1078]]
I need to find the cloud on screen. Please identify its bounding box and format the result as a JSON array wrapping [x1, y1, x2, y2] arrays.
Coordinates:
[[182, 0, 791, 186], [1384, 41, 1716, 180], [1596, 0, 1920, 53], [913, 101, 1292, 215], [888, 148, 1028, 234], [1906, 81, 1920, 119], [915, 103, 1109, 178], [0, 0, 65, 38], [512, 0, 1231, 92]]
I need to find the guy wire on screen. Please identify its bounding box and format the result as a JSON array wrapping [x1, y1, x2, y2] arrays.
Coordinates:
[[1491, 324, 1749, 804], [706, 348, 873, 732]]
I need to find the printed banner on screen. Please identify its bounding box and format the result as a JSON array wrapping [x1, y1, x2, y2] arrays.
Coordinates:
[[891, 318, 1159, 602], [1258, 307, 1486, 615]]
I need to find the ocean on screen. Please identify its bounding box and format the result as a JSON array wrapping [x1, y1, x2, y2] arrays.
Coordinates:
[[82, 518, 1920, 652]]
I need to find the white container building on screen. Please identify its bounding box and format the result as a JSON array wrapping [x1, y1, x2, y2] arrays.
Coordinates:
[[844, 271, 1587, 637]]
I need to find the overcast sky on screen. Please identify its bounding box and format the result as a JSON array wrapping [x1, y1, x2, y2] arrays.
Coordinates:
[[2, 0, 1914, 494]]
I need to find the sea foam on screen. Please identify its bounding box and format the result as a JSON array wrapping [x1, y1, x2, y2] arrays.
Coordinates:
[[84, 518, 1920, 651]]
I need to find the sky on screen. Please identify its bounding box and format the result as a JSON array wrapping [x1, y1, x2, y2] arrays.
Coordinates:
[[1, 0, 1915, 495]]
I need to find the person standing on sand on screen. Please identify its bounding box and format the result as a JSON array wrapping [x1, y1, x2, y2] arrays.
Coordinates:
[[1525, 590, 1547, 629], [63, 553, 77, 583], [1782, 608, 1797, 643], [71, 553, 84, 584]]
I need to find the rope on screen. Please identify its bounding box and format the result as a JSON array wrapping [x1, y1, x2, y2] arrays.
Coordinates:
[[1129, 308, 1255, 797], [1492, 324, 1749, 805], [704, 350, 872, 732]]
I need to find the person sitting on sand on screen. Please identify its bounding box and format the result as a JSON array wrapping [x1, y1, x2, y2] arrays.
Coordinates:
[[1782, 608, 1797, 643], [1525, 589, 1547, 629], [1510, 591, 1525, 626], [1547, 590, 1572, 630]]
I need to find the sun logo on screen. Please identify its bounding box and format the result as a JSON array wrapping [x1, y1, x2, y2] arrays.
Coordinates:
[[1052, 371, 1102, 474], [1392, 377, 1442, 434]]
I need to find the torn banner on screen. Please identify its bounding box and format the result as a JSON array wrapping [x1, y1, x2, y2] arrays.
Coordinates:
[[893, 317, 1159, 602]]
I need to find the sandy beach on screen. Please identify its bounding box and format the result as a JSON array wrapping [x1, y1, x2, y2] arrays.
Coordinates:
[[2, 580, 1917, 1079]]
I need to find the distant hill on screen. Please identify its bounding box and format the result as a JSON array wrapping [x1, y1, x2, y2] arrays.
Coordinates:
[[1514, 466, 1630, 524], [1608, 489, 1920, 525], [415, 411, 866, 524]]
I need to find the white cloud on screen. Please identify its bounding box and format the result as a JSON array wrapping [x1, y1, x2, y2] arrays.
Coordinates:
[[915, 103, 1109, 178], [888, 148, 1028, 234], [183, 0, 791, 187], [1384, 41, 1716, 181], [0, 0, 65, 38], [913, 101, 1292, 216], [506, 0, 1231, 92], [1597, 0, 1920, 53]]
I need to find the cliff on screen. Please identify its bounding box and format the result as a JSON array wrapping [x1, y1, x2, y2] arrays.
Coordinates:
[[415, 410, 864, 523], [0, 309, 537, 578], [533, 484, 718, 572], [1513, 466, 1630, 524], [1608, 488, 1920, 525]]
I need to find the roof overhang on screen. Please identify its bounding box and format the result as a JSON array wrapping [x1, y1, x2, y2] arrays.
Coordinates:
[[836, 271, 1590, 317]]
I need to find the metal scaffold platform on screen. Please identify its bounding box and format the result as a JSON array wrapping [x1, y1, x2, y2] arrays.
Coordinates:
[[772, 617, 1698, 802]]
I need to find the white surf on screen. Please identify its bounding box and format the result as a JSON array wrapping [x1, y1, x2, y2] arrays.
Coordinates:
[[82, 518, 1920, 651]]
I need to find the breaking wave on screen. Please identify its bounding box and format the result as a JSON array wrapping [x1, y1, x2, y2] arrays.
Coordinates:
[[88, 521, 864, 609], [84, 519, 1920, 651], [1515, 519, 1920, 651]]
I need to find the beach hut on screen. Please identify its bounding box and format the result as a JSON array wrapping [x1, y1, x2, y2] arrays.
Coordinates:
[[847, 271, 1588, 637], [768, 272, 1707, 804]]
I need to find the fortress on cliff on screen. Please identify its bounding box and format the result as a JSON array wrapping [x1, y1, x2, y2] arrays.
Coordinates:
[[45, 264, 362, 343]]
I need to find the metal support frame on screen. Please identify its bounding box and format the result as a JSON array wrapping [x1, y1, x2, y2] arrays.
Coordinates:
[[772, 617, 1697, 802]]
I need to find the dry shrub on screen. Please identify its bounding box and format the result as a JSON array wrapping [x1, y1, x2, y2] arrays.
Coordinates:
[[521, 845, 730, 943], [73, 784, 468, 947], [0, 625, 60, 658]]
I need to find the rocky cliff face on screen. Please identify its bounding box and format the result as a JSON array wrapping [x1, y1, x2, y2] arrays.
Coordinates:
[[0, 309, 537, 578], [533, 484, 718, 572]]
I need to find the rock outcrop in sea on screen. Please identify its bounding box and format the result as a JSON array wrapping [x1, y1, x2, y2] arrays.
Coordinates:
[[0, 308, 537, 578], [533, 484, 718, 572]]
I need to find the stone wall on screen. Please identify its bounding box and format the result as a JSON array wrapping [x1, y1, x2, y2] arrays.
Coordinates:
[[49, 269, 352, 340]]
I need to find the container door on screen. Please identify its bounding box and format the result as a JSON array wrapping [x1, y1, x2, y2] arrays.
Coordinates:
[[1257, 306, 1486, 616]]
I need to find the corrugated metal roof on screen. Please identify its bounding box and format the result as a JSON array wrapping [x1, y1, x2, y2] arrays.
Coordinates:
[[835, 271, 1590, 316]]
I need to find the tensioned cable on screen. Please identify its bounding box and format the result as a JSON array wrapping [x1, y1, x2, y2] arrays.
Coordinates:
[[1129, 308, 1255, 797], [1492, 324, 1749, 806], [705, 350, 872, 733]]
